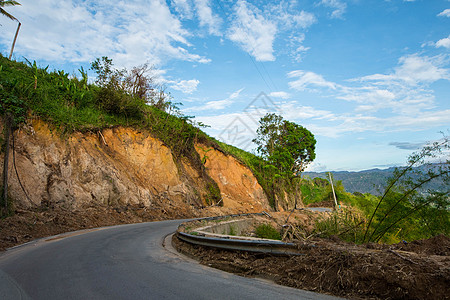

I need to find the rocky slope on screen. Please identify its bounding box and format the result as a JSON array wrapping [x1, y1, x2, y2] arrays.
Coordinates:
[[3, 119, 271, 214]]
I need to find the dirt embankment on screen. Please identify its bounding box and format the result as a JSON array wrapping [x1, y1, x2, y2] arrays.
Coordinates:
[[2, 119, 271, 212], [0, 120, 273, 250]]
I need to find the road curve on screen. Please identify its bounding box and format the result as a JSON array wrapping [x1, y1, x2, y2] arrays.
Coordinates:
[[0, 220, 341, 299]]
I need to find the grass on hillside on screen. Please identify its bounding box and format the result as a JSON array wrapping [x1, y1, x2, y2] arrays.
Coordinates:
[[0, 55, 221, 204], [2, 55, 447, 244]]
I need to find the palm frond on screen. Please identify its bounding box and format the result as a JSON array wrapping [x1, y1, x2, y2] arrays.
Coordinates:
[[0, 8, 17, 21], [0, 1, 20, 21], [0, 1, 21, 7]]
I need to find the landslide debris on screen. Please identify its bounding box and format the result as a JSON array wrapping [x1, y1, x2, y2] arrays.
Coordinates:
[[174, 213, 450, 300]]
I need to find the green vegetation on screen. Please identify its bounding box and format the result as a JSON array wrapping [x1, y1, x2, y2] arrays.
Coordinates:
[[228, 224, 237, 236], [0, 55, 221, 210], [252, 113, 316, 209], [304, 139, 449, 244], [1, 55, 448, 244], [253, 113, 316, 176], [255, 223, 282, 240], [314, 208, 366, 243], [362, 138, 449, 243]]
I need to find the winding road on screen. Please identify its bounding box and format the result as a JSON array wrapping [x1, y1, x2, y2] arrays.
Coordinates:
[[0, 220, 340, 299]]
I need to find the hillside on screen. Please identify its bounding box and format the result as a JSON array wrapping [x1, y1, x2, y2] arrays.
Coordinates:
[[1, 55, 448, 249], [0, 55, 307, 249]]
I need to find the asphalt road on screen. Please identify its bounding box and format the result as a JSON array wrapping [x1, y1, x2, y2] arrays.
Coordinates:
[[0, 220, 342, 299]]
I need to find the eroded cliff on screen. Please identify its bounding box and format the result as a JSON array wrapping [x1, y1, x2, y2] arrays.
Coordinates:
[[3, 119, 271, 214]]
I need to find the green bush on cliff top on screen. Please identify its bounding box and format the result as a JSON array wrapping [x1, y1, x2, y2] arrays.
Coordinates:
[[0, 55, 221, 205]]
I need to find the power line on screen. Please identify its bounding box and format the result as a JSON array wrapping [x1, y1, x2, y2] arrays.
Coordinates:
[[213, 0, 278, 93]]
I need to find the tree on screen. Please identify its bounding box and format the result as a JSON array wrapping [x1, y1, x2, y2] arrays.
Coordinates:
[[0, 0, 20, 21], [0, 63, 26, 216], [362, 135, 450, 243], [1, 1, 22, 60], [253, 113, 316, 177], [1, 0, 22, 214], [90, 57, 173, 113]]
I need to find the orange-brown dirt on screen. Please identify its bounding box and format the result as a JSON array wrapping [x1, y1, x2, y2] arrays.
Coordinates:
[[195, 144, 268, 211], [0, 120, 272, 249], [1, 120, 449, 299], [174, 233, 450, 300]]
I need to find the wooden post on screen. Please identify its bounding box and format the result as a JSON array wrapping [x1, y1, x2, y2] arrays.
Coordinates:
[[328, 172, 339, 211], [2, 116, 11, 213], [9, 21, 21, 60]]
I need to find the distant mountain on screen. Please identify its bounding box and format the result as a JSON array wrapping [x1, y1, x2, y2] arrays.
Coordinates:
[[303, 164, 447, 196]]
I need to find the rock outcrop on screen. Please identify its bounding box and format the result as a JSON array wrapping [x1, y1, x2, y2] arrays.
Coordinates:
[[3, 119, 271, 213], [196, 145, 268, 212]]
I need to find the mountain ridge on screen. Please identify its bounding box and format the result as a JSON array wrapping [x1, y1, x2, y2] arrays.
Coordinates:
[[304, 164, 445, 195]]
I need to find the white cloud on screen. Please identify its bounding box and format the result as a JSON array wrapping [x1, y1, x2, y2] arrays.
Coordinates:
[[291, 11, 317, 28], [169, 79, 200, 94], [262, 2, 315, 62], [194, 0, 222, 35], [305, 162, 328, 172], [283, 53, 450, 138], [0, 0, 210, 68], [395, 54, 450, 83], [200, 99, 234, 110], [172, 0, 193, 19], [280, 102, 334, 120], [437, 9, 450, 17], [269, 91, 291, 99], [436, 35, 450, 49], [358, 54, 450, 85], [230, 88, 245, 99], [304, 109, 450, 139], [287, 34, 311, 62], [228, 0, 277, 61], [186, 88, 244, 112], [320, 0, 347, 19], [268, 2, 317, 29], [389, 142, 426, 150], [287, 70, 338, 91]]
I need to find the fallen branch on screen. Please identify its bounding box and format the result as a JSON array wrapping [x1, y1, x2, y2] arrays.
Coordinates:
[[387, 249, 419, 265]]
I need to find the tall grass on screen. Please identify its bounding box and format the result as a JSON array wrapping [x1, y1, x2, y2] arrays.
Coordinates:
[[0, 55, 222, 204]]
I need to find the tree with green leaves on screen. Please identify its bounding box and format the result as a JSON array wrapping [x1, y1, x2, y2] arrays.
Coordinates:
[[1, 0, 21, 60], [253, 113, 316, 177], [1, 0, 22, 214], [252, 114, 316, 209], [362, 135, 450, 243]]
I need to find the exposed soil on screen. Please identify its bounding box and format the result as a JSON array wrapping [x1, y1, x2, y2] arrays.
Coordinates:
[[174, 227, 450, 300], [3, 206, 449, 300], [0, 203, 216, 251], [307, 200, 335, 208]]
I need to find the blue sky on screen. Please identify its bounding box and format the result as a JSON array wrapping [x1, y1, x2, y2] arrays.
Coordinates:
[[1, 0, 449, 171]]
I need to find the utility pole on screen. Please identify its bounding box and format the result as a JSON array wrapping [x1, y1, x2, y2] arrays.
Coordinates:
[[328, 172, 339, 211]]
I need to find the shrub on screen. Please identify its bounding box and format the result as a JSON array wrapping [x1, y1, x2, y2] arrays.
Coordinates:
[[255, 223, 281, 240], [314, 208, 366, 243]]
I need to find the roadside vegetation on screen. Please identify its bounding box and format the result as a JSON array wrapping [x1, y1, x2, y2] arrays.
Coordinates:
[[297, 140, 450, 244], [1, 54, 448, 245]]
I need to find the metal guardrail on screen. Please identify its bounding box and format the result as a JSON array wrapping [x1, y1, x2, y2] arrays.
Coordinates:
[[176, 212, 303, 256]]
